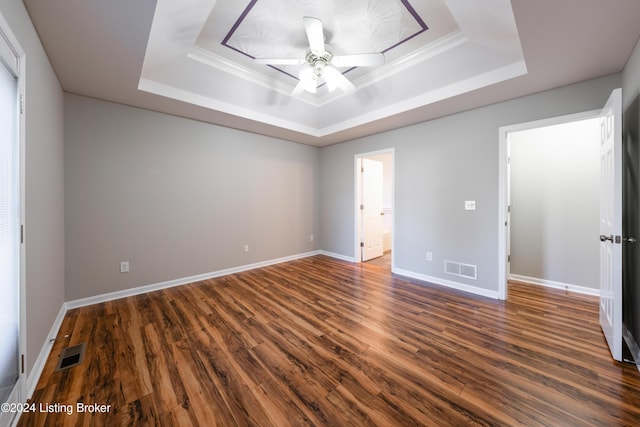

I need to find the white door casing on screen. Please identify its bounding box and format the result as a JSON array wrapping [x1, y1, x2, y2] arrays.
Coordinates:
[[0, 11, 25, 426], [599, 88, 622, 362], [361, 158, 384, 261]]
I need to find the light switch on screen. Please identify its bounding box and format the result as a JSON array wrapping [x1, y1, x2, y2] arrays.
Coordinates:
[[465, 200, 476, 211]]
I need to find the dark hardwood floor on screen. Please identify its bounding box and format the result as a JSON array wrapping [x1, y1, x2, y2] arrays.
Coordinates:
[[18, 255, 640, 426]]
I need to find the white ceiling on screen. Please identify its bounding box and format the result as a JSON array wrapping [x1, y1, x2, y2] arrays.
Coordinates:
[[23, 0, 640, 147]]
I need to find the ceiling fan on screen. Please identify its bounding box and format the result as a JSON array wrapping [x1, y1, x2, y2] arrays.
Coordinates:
[[254, 17, 385, 96]]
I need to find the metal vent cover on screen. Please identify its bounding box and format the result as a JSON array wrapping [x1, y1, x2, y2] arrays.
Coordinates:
[[444, 260, 477, 280], [55, 343, 86, 371]]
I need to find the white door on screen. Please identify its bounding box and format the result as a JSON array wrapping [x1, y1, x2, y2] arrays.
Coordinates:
[[361, 158, 384, 261], [599, 88, 622, 361]]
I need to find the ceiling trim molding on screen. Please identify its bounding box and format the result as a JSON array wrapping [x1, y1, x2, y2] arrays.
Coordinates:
[[187, 46, 321, 106], [138, 0, 529, 142], [319, 60, 529, 137], [138, 77, 325, 136]]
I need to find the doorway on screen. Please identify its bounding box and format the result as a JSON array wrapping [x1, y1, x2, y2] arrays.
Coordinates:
[[508, 117, 601, 294], [498, 109, 603, 300], [355, 149, 394, 268], [499, 89, 627, 363]]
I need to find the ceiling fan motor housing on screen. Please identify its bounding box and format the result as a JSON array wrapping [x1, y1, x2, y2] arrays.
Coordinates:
[[305, 50, 333, 76]]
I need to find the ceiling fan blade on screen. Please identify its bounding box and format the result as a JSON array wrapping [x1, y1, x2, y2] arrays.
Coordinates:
[[303, 16, 325, 53], [331, 53, 385, 67], [323, 66, 356, 94], [254, 58, 306, 65]]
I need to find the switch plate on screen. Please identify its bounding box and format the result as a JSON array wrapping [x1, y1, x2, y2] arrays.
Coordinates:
[[426, 252, 433, 261], [244, 245, 249, 253], [120, 261, 130, 273], [465, 200, 476, 211], [309, 234, 314, 242]]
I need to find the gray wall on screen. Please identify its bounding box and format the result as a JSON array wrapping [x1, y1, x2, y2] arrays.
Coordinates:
[[0, 1, 65, 377], [320, 74, 620, 295], [509, 119, 600, 289], [64, 94, 320, 300]]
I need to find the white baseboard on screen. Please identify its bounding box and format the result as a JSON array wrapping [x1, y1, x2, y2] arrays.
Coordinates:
[[393, 268, 501, 300], [318, 250, 356, 263], [65, 251, 322, 309], [25, 303, 67, 399], [509, 274, 600, 297]]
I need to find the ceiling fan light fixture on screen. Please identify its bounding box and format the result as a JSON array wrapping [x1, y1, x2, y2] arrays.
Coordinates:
[[254, 16, 385, 97], [299, 67, 317, 93]]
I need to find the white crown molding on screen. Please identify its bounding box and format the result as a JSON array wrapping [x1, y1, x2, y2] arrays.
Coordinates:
[[138, 77, 324, 136], [187, 46, 324, 107]]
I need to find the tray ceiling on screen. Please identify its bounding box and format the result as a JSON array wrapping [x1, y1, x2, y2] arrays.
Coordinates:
[[139, 0, 526, 139], [22, 0, 640, 146]]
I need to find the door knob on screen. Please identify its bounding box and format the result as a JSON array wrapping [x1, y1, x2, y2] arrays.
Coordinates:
[[600, 235, 613, 242], [624, 237, 637, 243]]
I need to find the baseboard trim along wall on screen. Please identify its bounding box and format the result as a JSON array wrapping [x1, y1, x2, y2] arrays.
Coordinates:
[[393, 268, 502, 300], [26, 304, 67, 399], [509, 274, 600, 297], [318, 250, 356, 263], [65, 250, 323, 310]]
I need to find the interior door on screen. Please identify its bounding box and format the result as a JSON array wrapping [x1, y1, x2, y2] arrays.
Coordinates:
[[361, 158, 384, 261], [599, 88, 622, 361]]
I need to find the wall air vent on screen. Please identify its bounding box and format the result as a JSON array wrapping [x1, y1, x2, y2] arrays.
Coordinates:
[[444, 260, 477, 280]]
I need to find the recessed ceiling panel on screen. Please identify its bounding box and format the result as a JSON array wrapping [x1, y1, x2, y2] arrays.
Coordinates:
[[139, 0, 526, 139], [217, 0, 428, 84]]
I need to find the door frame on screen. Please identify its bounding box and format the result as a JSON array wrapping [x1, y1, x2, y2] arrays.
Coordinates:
[[498, 110, 601, 300], [0, 9, 27, 424], [354, 148, 395, 265]]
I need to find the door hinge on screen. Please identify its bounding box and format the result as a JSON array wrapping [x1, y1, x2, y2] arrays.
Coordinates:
[[360, 204, 364, 210], [361, 166, 364, 173], [360, 242, 364, 248], [20, 94, 24, 114], [21, 354, 24, 374], [508, 205, 511, 213], [21, 225, 24, 244], [508, 255, 511, 263]]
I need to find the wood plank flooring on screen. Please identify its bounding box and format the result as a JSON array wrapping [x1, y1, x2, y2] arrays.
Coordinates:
[[18, 255, 640, 426]]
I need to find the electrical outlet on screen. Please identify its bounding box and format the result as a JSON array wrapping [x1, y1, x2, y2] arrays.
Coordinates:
[[244, 245, 249, 253], [465, 200, 476, 211], [120, 261, 130, 273], [426, 252, 433, 261], [309, 234, 314, 242]]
